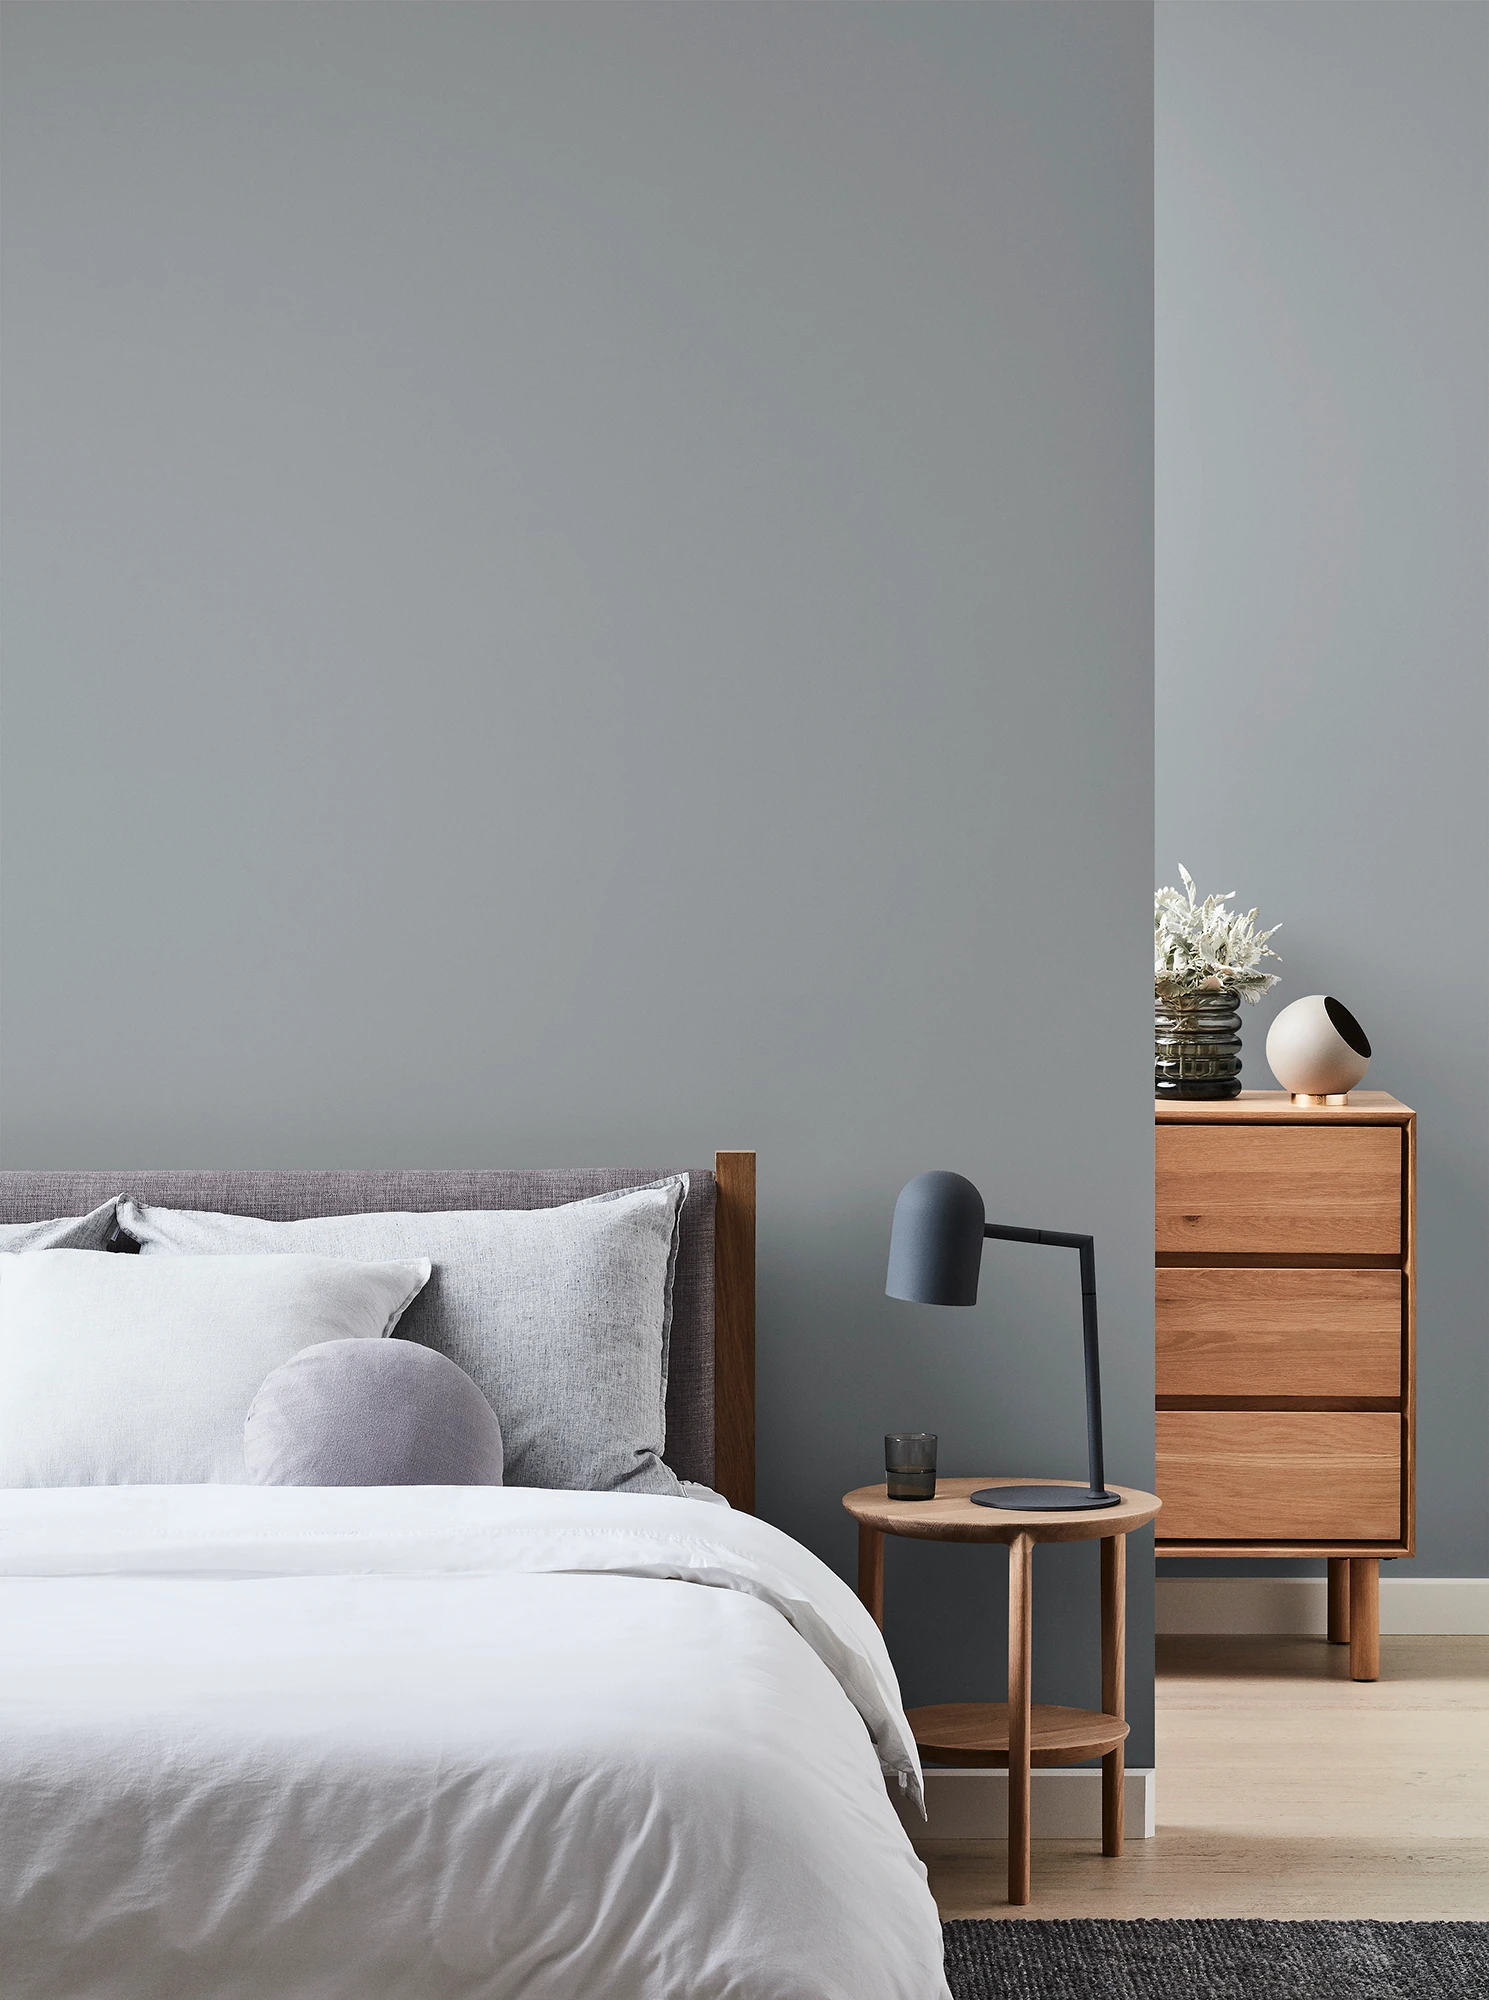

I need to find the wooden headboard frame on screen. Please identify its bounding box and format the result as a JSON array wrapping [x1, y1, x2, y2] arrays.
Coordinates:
[[713, 1151, 756, 1514]]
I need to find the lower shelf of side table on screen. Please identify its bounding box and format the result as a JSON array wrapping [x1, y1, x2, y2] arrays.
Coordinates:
[[909, 1702, 1129, 1769]]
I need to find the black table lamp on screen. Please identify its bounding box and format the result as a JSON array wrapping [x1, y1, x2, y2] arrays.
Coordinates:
[[885, 1170, 1121, 1511]]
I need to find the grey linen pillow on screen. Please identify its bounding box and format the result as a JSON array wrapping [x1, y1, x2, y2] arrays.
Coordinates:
[[0, 1199, 119, 1253], [117, 1178, 688, 1495], [246, 1339, 504, 1488]]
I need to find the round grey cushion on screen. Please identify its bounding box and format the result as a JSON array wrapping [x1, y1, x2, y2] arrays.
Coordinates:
[[245, 1338, 504, 1487]]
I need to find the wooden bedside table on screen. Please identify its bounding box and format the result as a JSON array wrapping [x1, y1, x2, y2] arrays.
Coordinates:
[[843, 1476, 1161, 1906]]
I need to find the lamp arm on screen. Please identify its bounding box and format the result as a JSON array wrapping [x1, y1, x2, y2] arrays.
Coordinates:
[[983, 1223, 1108, 1500]]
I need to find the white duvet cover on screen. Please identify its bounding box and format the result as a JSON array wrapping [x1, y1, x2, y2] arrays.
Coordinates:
[[0, 1485, 950, 2000]]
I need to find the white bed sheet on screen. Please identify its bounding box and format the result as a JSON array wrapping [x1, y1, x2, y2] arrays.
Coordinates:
[[0, 1485, 950, 2000]]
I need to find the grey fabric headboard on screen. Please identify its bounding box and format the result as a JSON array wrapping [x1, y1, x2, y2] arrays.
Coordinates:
[[0, 1167, 721, 1491]]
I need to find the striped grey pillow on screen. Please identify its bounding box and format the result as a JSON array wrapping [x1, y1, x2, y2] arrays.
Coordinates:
[[0, 1200, 118, 1253]]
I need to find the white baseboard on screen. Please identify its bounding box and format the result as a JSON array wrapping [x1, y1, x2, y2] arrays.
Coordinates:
[[896, 1766, 1156, 1843], [1157, 1575, 1489, 1637]]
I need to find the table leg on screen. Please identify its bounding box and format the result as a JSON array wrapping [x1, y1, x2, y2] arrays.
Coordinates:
[[1100, 1534, 1125, 1857], [1349, 1558, 1380, 1681], [1007, 1531, 1033, 1906], [857, 1524, 884, 1630], [1327, 1558, 1351, 1645]]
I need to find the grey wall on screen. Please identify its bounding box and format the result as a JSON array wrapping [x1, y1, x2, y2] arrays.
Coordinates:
[[1156, 2, 1488, 1580], [2, 3, 1156, 1752]]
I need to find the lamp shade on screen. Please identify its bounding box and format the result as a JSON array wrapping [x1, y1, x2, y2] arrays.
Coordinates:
[[885, 1171, 986, 1307]]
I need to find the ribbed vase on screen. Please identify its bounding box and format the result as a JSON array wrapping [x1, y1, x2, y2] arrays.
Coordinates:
[[1155, 988, 1243, 1100]]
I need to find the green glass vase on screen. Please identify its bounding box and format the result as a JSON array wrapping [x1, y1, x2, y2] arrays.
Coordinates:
[[1155, 987, 1243, 1100]]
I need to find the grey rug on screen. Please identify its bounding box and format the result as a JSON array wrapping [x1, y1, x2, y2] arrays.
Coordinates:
[[942, 1919, 1488, 1999]]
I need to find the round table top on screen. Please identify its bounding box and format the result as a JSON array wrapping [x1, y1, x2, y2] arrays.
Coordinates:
[[843, 1476, 1161, 1542]]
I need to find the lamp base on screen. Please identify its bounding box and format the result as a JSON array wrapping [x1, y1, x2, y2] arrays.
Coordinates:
[[971, 1483, 1123, 1512]]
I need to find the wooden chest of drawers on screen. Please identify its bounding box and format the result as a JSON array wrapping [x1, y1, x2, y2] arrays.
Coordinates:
[[1154, 1091, 1415, 1679]]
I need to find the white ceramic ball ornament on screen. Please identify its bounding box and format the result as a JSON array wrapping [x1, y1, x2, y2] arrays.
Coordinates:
[[1266, 994, 1372, 1102]]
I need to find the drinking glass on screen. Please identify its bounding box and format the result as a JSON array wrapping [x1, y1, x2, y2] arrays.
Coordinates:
[[885, 1432, 937, 1501]]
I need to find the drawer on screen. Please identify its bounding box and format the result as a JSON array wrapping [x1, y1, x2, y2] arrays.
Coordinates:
[[1156, 1410, 1401, 1541], [1156, 1268, 1402, 1398], [1156, 1124, 1401, 1256]]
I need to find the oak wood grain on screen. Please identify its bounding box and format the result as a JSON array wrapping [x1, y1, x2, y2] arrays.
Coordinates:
[[1158, 1253, 1402, 1270], [1350, 1558, 1381, 1681], [909, 1701, 1128, 1767], [713, 1151, 755, 1514], [1156, 1267, 1402, 1398], [1156, 1090, 1413, 1124], [842, 1478, 1161, 1544], [1403, 1114, 1417, 1556], [1007, 1533, 1033, 1906], [1101, 1534, 1125, 1858], [1156, 1411, 1401, 1541], [1158, 1540, 1409, 1557], [1156, 1124, 1402, 1257]]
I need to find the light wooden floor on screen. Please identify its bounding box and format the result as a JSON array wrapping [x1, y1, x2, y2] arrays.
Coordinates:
[[922, 1634, 1489, 1922]]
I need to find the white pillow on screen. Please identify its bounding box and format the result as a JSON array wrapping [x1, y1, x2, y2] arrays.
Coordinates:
[[0, 1250, 431, 1487]]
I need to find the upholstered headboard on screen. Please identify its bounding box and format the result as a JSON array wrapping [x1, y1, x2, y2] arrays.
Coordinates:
[[0, 1154, 757, 1510]]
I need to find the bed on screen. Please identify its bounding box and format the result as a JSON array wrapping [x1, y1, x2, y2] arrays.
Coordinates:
[[0, 1159, 950, 2000]]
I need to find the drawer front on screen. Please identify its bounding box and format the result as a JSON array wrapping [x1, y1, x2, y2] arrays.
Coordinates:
[[1156, 1268, 1402, 1398], [1156, 1124, 1402, 1256], [1156, 1410, 1401, 1541]]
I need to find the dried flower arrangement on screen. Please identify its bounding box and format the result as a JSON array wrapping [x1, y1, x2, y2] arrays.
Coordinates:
[[1155, 865, 1281, 1004]]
